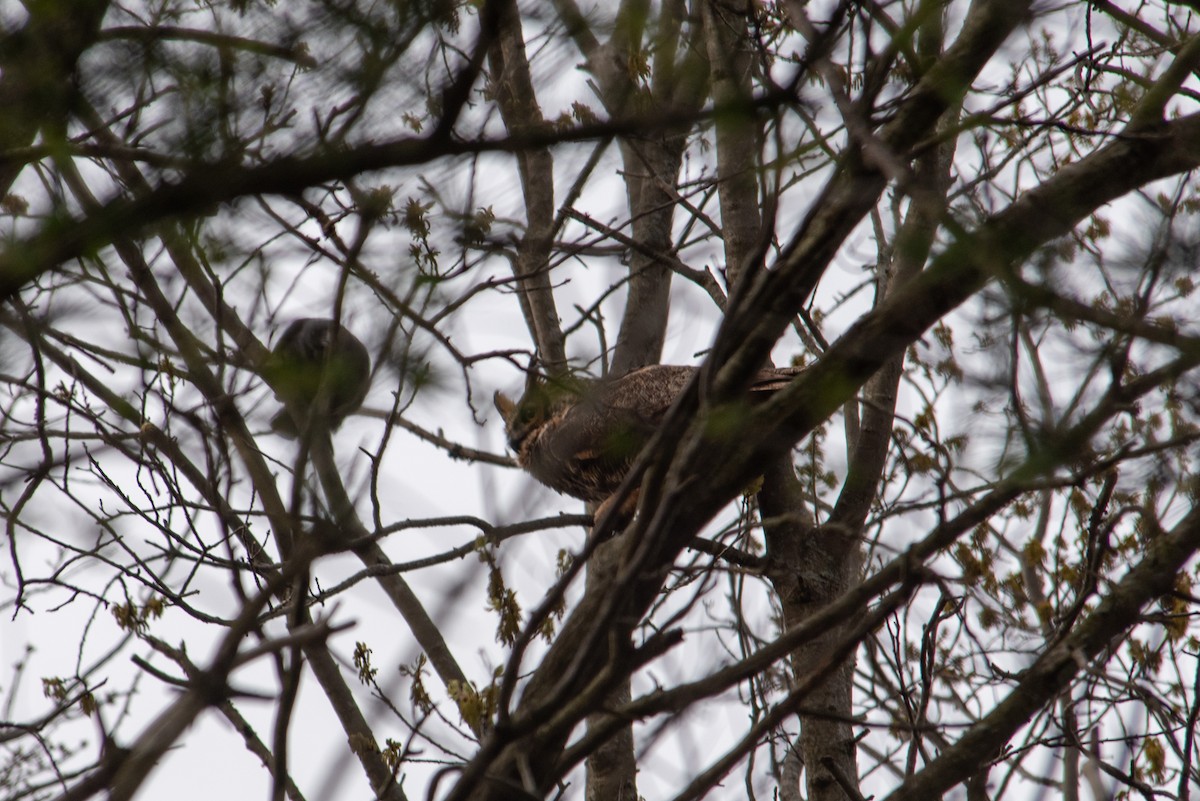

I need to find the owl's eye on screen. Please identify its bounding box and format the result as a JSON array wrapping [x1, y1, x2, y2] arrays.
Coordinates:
[[517, 405, 535, 425]]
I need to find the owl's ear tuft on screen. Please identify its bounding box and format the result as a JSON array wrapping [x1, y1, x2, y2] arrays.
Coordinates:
[[494, 391, 517, 425]]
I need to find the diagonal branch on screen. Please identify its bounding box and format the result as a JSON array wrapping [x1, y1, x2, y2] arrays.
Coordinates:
[[881, 497, 1200, 801], [308, 434, 479, 735]]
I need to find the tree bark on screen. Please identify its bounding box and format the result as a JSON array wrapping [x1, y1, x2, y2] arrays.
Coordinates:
[[488, 0, 566, 372], [583, 536, 638, 801]]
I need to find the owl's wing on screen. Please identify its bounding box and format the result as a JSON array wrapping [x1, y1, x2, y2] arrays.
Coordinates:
[[572, 365, 697, 462], [535, 387, 667, 501]]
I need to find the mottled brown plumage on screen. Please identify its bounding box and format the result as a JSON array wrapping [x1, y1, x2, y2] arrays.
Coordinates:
[[494, 364, 801, 508]]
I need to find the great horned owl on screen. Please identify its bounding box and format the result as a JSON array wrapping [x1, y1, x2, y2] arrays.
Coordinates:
[[264, 318, 371, 438], [494, 364, 800, 515]]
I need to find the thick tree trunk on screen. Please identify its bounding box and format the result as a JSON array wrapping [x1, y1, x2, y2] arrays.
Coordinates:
[[582, 5, 708, 798], [583, 535, 638, 801], [761, 473, 862, 801], [699, 1, 864, 797], [488, 0, 566, 372], [765, 7, 957, 797]]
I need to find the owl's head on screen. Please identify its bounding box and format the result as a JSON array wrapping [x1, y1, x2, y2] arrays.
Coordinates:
[[494, 371, 586, 453]]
